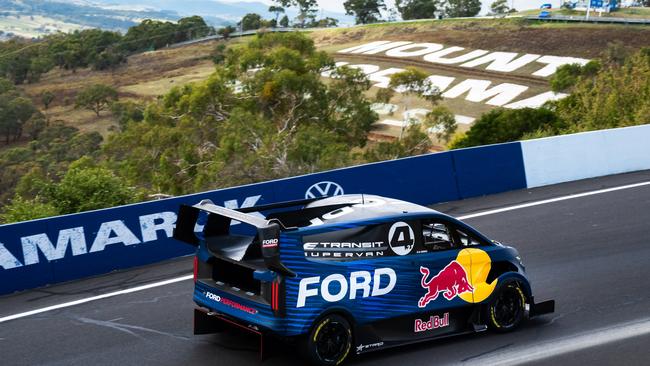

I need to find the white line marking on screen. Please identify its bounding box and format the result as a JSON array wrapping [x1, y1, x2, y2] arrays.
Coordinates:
[[0, 275, 192, 324], [2, 180, 650, 325], [461, 317, 650, 365], [457, 181, 650, 220]]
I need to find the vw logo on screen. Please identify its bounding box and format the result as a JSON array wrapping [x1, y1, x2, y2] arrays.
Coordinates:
[[305, 181, 344, 199]]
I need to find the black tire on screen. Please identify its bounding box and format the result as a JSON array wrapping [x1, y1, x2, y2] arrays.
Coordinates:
[[305, 314, 353, 366], [486, 280, 526, 332]]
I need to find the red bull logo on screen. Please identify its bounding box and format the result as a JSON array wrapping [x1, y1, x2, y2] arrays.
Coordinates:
[[418, 261, 473, 308]]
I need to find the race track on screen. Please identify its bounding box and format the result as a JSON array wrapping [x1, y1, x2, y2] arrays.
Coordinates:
[[2, 170, 650, 366]]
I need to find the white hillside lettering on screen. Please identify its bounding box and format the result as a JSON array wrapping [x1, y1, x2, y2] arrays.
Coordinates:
[[460, 52, 541, 72], [442, 79, 529, 106]]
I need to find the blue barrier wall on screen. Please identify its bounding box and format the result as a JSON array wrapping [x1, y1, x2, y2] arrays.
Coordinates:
[[0, 143, 526, 295]]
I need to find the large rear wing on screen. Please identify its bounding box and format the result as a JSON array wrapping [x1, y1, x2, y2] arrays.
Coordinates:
[[173, 199, 296, 276]]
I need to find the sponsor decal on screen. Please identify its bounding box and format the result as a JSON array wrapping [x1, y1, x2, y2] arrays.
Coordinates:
[[305, 181, 344, 199], [303, 241, 386, 258], [308, 197, 388, 226], [0, 195, 264, 271], [205, 291, 221, 302], [418, 261, 473, 308], [356, 342, 384, 353], [262, 238, 279, 248], [388, 221, 415, 256], [414, 313, 450, 333], [205, 291, 258, 314], [297, 268, 397, 308]]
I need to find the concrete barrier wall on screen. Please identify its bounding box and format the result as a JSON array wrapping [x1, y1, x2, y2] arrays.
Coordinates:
[[521, 124, 650, 188], [0, 142, 526, 295]]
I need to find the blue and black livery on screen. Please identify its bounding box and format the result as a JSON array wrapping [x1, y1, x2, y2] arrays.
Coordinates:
[[173, 195, 554, 365]]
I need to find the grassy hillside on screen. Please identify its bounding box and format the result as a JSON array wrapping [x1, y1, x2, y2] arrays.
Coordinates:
[[19, 41, 222, 136], [310, 17, 650, 57], [15, 17, 650, 144]]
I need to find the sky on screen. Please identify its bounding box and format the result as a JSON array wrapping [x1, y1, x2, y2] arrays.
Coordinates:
[[219, 0, 561, 15]]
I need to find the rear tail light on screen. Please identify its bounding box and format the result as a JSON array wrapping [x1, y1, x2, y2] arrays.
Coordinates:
[[193, 256, 198, 283], [271, 282, 278, 311]]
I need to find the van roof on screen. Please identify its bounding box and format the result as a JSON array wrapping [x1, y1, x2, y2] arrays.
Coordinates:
[[267, 194, 437, 228]]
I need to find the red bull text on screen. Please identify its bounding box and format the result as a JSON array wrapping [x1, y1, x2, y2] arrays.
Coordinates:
[[414, 312, 450, 333]]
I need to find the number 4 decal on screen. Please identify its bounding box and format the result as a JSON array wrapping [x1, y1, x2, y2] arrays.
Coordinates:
[[389, 222, 415, 256]]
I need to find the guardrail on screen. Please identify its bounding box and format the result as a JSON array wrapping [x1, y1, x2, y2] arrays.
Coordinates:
[[2, 123, 650, 295], [526, 14, 650, 25]]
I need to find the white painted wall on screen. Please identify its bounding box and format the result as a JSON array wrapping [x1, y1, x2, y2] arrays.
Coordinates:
[[521, 124, 650, 188]]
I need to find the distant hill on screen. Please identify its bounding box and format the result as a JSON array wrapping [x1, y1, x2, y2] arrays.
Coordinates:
[[0, 0, 354, 39], [92, 0, 354, 24], [0, 0, 191, 38]]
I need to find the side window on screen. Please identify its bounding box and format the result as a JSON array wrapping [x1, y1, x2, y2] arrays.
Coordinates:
[[422, 221, 456, 251], [457, 229, 483, 247]]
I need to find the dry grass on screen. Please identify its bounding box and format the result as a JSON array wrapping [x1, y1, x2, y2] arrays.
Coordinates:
[[312, 18, 650, 58], [19, 41, 222, 136]]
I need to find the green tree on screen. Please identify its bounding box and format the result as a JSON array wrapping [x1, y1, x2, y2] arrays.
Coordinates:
[[1, 196, 60, 224], [110, 100, 145, 131], [104, 32, 377, 195], [241, 13, 263, 31], [312, 17, 339, 27], [0, 96, 37, 143], [280, 15, 290, 27], [41, 90, 55, 110], [275, 0, 318, 27], [28, 56, 54, 83], [121, 19, 177, 52], [344, 0, 386, 24], [75, 84, 118, 117], [217, 25, 237, 39], [490, 0, 509, 14], [45, 157, 138, 214], [389, 67, 441, 104], [601, 41, 630, 67], [552, 48, 650, 131], [445, 0, 482, 17], [449, 108, 563, 149], [0, 123, 104, 209], [91, 48, 127, 71], [395, 0, 439, 20], [0, 78, 15, 94], [269, 5, 285, 23], [549, 61, 600, 92], [389, 67, 442, 139], [23, 114, 47, 140], [177, 16, 212, 40], [424, 106, 457, 144], [211, 43, 228, 65], [375, 87, 395, 104]]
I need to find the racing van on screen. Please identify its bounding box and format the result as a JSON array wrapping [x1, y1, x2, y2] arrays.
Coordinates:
[[173, 195, 554, 365]]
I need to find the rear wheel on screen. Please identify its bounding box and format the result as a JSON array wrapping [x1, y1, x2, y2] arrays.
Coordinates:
[[305, 314, 352, 366], [486, 281, 526, 332]]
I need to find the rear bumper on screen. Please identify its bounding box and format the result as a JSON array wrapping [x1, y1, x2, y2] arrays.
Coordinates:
[[194, 308, 268, 360], [193, 281, 286, 333], [194, 307, 265, 335]]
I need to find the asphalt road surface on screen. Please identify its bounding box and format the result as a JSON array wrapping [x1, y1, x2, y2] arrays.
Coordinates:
[[2, 170, 650, 366]]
